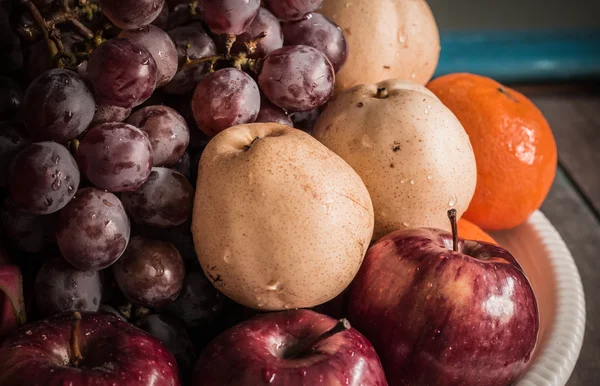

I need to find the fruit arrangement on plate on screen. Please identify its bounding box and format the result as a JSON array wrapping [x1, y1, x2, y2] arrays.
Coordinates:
[[0, 0, 558, 385]]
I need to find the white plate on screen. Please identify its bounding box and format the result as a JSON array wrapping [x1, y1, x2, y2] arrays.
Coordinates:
[[491, 211, 586, 386]]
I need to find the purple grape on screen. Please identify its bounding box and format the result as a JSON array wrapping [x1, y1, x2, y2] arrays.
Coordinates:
[[57, 187, 130, 271], [121, 167, 194, 228], [26, 32, 85, 80], [192, 68, 260, 136], [229, 7, 283, 59], [1, 198, 57, 253], [163, 24, 217, 95], [165, 271, 223, 328], [199, 0, 260, 35], [126, 105, 189, 166], [0, 121, 28, 187], [151, 1, 169, 29], [8, 142, 80, 214], [264, 0, 322, 21], [170, 151, 191, 180], [98, 304, 127, 321], [35, 257, 103, 317], [91, 103, 132, 125], [22, 69, 95, 142], [76, 122, 153, 192], [113, 235, 185, 308], [258, 45, 334, 112], [167, 4, 193, 30], [133, 219, 196, 261], [119, 25, 178, 87], [282, 13, 347, 72], [135, 314, 196, 373], [88, 39, 158, 108], [0, 76, 22, 120], [255, 97, 293, 127], [99, 0, 165, 30], [290, 108, 320, 132]]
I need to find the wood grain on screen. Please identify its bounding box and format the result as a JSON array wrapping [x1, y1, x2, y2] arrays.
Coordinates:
[[530, 93, 600, 217]]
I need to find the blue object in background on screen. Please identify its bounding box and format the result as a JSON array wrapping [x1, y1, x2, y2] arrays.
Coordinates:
[[434, 29, 600, 82]]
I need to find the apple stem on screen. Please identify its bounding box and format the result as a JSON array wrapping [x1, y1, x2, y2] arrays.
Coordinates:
[[285, 318, 351, 359], [70, 312, 83, 367], [447, 209, 458, 252]]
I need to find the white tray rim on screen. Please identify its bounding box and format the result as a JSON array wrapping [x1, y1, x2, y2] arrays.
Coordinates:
[[499, 211, 586, 386]]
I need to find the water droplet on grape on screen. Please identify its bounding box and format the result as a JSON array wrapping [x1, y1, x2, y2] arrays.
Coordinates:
[[411, 72, 417, 79], [44, 197, 53, 207], [52, 155, 60, 164], [427, 175, 433, 180], [262, 369, 276, 383], [52, 178, 62, 191], [400, 179, 407, 184], [403, 222, 410, 227], [64, 110, 74, 123], [410, 179, 415, 185]]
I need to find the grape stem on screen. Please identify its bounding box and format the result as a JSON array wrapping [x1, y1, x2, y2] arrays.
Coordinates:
[[20, 0, 58, 58], [19, 0, 96, 69], [223, 34, 237, 57], [19, 1, 94, 41], [183, 54, 225, 73], [243, 31, 267, 56], [61, 2, 94, 40]]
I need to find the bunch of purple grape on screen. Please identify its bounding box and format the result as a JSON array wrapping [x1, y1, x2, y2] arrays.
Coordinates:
[[0, 0, 347, 378]]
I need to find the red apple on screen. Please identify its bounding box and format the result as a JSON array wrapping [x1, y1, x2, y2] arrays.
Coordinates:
[[346, 210, 539, 386], [0, 312, 181, 386], [193, 309, 388, 385], [0, 246, 26, 339]]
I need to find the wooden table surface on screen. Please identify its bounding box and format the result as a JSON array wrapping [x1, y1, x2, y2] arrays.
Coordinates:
[[515, 84, 600, 385]]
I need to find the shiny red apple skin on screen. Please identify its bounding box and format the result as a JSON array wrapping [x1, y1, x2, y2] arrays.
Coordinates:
[[347, 228, 539, 386], [0, 312, 181, 386], [192, 309, 388, 386]]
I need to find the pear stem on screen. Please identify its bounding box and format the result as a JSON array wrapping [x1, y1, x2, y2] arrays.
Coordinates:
[[376, 87, 389, 99], [70, 312, 83, 367], [285, 318, 351, 359], [447, 209, 458, 252]]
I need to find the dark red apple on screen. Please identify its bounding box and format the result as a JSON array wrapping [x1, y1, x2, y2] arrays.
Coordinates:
[[0, 312, 181, 386], [346, 210, 539, 386], [0, 246, 26, 339], [192, 309, 387, 386]]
